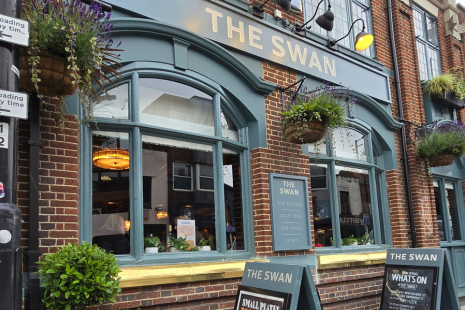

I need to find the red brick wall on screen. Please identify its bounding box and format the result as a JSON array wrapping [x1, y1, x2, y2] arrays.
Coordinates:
[[17, 100, 80, 270]]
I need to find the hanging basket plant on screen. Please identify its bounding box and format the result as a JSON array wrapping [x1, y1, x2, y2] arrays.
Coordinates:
[[416, 120, 465, 167], [282, 84, 352, 144], [20, 0, 122, 118]]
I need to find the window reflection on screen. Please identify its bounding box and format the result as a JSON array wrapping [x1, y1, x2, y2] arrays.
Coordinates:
[[221, 110, 239, 141], [333, 128, 367, 162], [139, 79, 214, 136], [311, 164, 332, 246], [141, 135, 216, 253], [92, 132, 131, 255], [92, 84, 129, 119]]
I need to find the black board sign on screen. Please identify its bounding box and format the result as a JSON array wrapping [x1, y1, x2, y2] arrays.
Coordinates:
[[381, 266, 438, 310], [234, 285, 291, 310], [380, 248, 460, 310]]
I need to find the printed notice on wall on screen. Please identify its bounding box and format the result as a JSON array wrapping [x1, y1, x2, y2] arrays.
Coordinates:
[[177, 219, 196, 248], [234, 286, 290, 310], [381, 266, 438, 310]]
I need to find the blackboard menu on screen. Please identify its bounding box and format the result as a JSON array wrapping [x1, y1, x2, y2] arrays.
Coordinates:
[[381, 266, 438, 310], [234, 285, 291, 310], [269, 174, 312, 251]]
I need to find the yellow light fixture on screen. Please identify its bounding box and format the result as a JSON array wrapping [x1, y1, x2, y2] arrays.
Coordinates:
[[124, 220, 131, 231], [157, 211, 168, 219], [355, 31, 374, 51], [93, 148, 130, 170]]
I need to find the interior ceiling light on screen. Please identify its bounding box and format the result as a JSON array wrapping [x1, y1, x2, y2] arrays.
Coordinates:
[[295, 0, 334, 35], [93, 148, 130, 170], [252, 0, 292, 18], [328, 18, 373, 51]]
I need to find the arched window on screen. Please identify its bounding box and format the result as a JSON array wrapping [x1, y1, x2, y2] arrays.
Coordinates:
[[83, 72, 252, 264], [308, 126, 388, 249]]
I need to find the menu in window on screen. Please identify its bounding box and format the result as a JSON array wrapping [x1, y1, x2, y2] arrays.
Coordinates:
[[177, 219, 196, 248]]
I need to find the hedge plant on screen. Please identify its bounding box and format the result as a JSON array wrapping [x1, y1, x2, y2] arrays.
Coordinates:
[[38, 242, 121, 310]]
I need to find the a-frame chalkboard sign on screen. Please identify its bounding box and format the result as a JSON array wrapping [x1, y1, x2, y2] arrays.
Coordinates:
[[380, 248, 460, 310], [234, 262, 322, 310]]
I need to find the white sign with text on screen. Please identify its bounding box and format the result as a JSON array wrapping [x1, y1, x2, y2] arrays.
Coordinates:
[[0, 14, 29, 46], [0, 89, 28, 119]]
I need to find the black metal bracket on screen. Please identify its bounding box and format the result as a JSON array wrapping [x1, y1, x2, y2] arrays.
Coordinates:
[[280, 77, 306, 111]]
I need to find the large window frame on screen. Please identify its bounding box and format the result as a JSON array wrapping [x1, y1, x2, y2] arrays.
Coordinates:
[[80, 69, 255, 266], [308, 124, 391, 253], [413, 6, 441, 81], [303, 0, 375, 57]]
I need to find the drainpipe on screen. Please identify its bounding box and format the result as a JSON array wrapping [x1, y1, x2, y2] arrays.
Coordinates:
[[27, 95, 41, 310], [387, 0, 418, 248]]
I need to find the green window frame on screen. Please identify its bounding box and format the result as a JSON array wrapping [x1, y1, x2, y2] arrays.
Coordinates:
[[308, 123, 391, 253], [79, 68, 255, 266], [304, 0, 375, 57], [413, 6, 441, 81]]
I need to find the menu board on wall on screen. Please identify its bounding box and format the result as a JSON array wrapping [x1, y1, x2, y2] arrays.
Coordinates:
[[269, 174, 312, 251]]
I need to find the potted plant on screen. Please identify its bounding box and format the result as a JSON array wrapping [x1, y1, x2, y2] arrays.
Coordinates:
[[144, 235, 165, 254], [168, 235, 190, 252], [37, 242, 121, 310], [423, 72, 465, 110], [198, 237, 213, 251], [341, 235, 358, 246], [20, 0, 121, 116], [416, 121, 465, 167], [282, 85, 351, 144]]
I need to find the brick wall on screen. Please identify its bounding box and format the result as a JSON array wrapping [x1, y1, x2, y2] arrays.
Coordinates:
[[18, 100, 80, 271]]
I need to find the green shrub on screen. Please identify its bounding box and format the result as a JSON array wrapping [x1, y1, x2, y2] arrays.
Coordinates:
[[168, 235, 190, 251], [423, 72, 465, 100], [416, 121, 465, 159], [38, 242, 121, 310]]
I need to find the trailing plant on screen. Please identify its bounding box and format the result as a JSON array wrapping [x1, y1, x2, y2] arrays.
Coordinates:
[[423, 72, 465, 100], [144, 235, 165, 252], [168, 235, 190, 251], [416, 121, 465, 160], [37, 241, 121, 310], [21, 0, 122, 127], [282, 84, 356, 144]]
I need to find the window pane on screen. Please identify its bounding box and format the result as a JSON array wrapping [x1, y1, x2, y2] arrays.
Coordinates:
[[141, 135, 216, 253], [352, 3, 371, 57], [336, 166, 374, 245], [174, 177, 192, 190], [445, 182, 461, 241], [200, 178, 215, 190], [428, 47, 440, 78], [92, 83, 129, 119], [426, 16, 437, 45], [433, 181, 446, 242], [199, 164, 214, 177], [376, 174, 386, 244], [413, 10, 424, 38], [221, 110, 239, 142], [311, 164, 333, 246], [223, 149, 244, 250], [304, 0, 326, 35], [331, 0, 350, 48], [139, 79, 214, 136], [92, 132, 131, 255], [333, 128, 367, 162], [416, 42, 428, 81], [307, 138, 327, 155]]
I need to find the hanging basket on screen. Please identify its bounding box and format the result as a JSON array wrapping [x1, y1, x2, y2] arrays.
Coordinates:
[[427, 154, 455, 167], [19, 48, 77, 97], [283, 119, 326, 144]]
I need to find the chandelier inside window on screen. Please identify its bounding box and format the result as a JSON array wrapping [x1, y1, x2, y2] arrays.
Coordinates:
[[92, 148, 130, 170]]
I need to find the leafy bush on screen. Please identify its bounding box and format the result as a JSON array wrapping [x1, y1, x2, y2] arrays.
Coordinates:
[[38, 242, 121, 310], [416, 121, 465, 159], [341, 235, 358, 246], [168, 235, 190, 251], [423, 72, 465, 100]]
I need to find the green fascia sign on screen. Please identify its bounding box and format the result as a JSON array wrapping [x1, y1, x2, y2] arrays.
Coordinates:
[[105, 0, 391, 104]]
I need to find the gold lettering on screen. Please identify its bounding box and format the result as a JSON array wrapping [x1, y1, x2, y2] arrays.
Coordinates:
[[287, 41, 307, 65], [324, 56, 336, 77], [272, 35, 285, 57], [227, 16, 244, 43], [309, 51, 322, 72], [205, 8, 223, 33], [248, 25, 263, 49]]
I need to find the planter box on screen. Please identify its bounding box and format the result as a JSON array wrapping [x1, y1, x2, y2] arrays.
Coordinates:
[[433, 91, 465, 110]]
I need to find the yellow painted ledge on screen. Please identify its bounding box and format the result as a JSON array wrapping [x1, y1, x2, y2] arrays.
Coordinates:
[[318, 251, 387, 270], [119, 259, 269, 288]]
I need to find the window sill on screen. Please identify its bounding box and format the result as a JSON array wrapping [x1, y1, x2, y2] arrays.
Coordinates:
[[119, 259, 268, 287], [317, 251, 386, 270]]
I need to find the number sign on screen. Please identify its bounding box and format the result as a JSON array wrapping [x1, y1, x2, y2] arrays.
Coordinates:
[[0, 122, 9, 149]]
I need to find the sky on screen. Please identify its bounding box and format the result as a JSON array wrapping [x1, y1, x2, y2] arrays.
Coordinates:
[[457, 0, 465, 7]]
